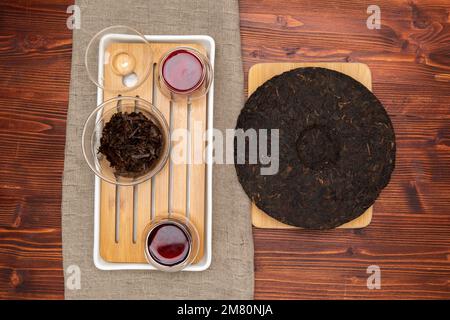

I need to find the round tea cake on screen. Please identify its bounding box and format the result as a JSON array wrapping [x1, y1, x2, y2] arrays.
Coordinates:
[[235, 67, 396, 229]]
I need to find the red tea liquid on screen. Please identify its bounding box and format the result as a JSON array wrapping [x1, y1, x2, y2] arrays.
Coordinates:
[[147, 222, 190, 266], [162, 49, 204, 92]]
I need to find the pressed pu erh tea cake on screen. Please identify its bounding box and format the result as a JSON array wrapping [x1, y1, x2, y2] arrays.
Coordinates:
[[235, 67, 396, 229]]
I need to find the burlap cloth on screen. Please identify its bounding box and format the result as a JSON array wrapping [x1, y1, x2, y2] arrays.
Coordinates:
[[62, 0, 254, 299]]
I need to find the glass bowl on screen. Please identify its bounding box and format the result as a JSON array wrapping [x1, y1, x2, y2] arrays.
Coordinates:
[[82, 96, 170, 186], [156, 46, 213, 101], [143, 214, 200, 272], [85, 25, 153, 93]]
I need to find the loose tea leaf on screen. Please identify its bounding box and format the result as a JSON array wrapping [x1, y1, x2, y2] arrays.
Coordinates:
[[99, 111, 163, 178], [235, 67, 396, 229]]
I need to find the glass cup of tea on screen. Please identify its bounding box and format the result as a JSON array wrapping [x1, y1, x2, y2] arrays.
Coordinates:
[[82, 96, 170, 186], [143, 214, 200, 272], [156, 47, 213, 101]]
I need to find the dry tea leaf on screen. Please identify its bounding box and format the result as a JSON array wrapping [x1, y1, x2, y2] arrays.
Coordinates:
[[99, 111, 163, 178], [235, 67, 396, 229]]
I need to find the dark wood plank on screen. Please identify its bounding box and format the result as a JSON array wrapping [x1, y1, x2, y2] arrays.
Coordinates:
[[1, 0, 449, 300], [240, 0, 450, 299], [0, 0, 72, 299]]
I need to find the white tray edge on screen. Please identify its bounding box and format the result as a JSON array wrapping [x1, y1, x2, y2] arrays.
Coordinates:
[[93, 35, 215, 271]]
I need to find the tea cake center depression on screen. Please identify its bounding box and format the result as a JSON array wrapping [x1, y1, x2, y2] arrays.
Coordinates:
[[235, 67, 396, 229]]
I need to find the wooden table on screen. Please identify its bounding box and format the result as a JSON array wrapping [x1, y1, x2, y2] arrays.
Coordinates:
[[0, 0, 449, 299]]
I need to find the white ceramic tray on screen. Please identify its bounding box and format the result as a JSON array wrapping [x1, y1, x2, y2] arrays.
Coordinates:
[[93, 35, 215, 271]]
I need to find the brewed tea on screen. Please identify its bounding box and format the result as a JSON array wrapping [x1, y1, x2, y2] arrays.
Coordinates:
[[147, 222, 191, 266], [161, 48, 204, 92]]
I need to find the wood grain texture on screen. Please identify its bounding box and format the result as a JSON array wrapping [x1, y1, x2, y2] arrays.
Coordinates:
[[99, 42, 207, 264], [0, 0, 72, 299], [249, 62, 373, 229], [100, 42, 153, 263], [0, 0, 449, 300], [240, 0, 450, 299]]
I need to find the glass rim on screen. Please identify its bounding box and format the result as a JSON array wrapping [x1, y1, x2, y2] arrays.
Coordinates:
[[84, 25, 153, 93], [81, 96, 170, 186], [158, 46, 210, 95], [143, 214, 200, 272]]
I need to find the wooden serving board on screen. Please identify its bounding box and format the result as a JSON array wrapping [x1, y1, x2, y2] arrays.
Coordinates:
[[249, 62, 373, 229], [100, 42, 206, 263]]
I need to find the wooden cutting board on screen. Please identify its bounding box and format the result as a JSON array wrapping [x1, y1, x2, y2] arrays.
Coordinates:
[[249, 62, 373, 229]]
